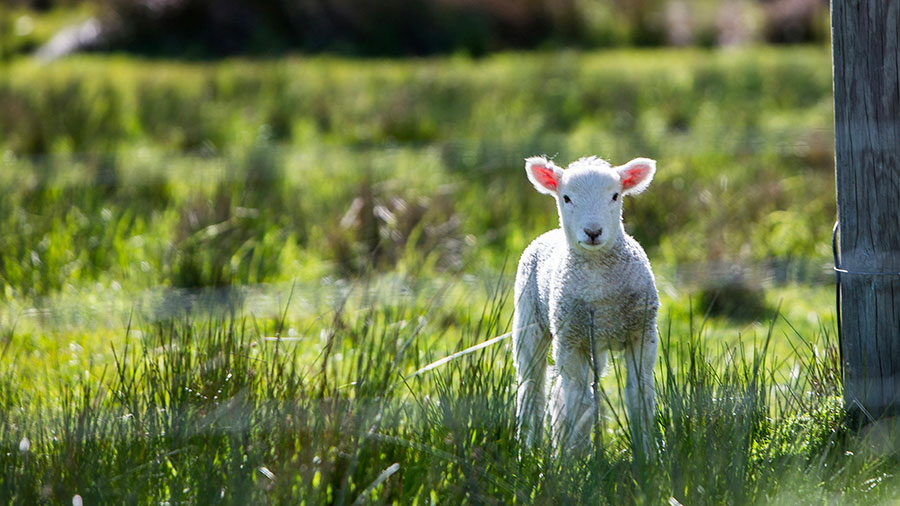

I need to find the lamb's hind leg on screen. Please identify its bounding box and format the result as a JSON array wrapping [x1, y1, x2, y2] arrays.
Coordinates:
[[512, 294, 550, 446], [624, 324, 658, 456]]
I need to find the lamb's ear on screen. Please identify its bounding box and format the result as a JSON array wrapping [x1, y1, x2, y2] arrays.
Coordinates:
[[616, 157, 656, 195], [525, 157, 563, 195]]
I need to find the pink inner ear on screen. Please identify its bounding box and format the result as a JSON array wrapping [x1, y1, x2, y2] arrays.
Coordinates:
[[533, 165, 559, 191], [620, 166, 648, 190]]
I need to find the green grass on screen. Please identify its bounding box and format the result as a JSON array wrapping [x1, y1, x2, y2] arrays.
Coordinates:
[[1, 279, 895, 505], [0, 48, 835, 302], [0, 45, 877, 503]]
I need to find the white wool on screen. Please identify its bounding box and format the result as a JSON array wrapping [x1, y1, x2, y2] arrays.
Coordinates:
[[514, 155, 659, 453]]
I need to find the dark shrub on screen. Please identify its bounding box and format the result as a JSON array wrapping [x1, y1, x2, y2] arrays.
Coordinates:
[[697, 271, 769, 321]]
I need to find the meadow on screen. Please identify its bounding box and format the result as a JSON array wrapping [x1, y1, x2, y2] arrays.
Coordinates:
[[3, 45, 896, 504]]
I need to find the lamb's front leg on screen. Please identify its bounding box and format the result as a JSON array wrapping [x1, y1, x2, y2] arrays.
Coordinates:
[[513, 307, 551, 447], [624, 326, 658, 457], [550, 341, 594, 451]]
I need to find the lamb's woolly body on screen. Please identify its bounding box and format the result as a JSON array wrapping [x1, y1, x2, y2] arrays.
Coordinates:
[[513, 155, 659, 452], [517, 228, 657, 352]]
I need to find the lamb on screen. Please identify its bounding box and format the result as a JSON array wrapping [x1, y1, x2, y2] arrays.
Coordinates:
[[513, 154, 659, 454]]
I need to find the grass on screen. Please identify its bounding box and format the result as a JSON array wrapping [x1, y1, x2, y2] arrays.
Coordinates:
[[0, 47, 835, 296], [1, 277, 896, 505], [0, 43, 882, 503]]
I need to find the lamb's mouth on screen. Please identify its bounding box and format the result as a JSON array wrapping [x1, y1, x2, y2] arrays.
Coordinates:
[[579, 240, 605, 250]]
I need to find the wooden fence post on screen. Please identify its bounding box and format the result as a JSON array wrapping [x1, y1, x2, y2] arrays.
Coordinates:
[[832, 0, 900, 422]]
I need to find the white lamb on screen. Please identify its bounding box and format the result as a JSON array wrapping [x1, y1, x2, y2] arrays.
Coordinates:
[[513, 155, 659, 453]]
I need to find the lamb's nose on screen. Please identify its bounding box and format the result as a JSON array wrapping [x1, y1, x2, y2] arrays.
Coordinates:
[[584, 227, 603, 241]]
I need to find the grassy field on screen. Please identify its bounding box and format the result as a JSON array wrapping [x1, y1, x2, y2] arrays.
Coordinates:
[[3, 45, 896, 504]]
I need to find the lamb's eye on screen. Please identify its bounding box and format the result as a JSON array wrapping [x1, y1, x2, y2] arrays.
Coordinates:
[[563, 195, 572, 204], [612, 192, 619, 202]]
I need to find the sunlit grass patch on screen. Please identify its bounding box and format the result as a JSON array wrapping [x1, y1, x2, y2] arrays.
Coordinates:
[[0, 276, 895, 505]]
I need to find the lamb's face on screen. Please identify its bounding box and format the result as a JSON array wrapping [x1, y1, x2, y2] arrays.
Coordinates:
[[525, 155, 656, 253], [556, 160, 623, 251]]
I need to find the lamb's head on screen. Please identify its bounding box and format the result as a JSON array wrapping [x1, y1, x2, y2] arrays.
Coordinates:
[[525, 155, 656, 253]]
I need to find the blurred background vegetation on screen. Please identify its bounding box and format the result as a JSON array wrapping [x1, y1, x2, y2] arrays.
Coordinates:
[[1, 0, 837, 320], [0, 0, 837, 322], [2, 0, 829, 60], [0, 50, 834, 299]]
